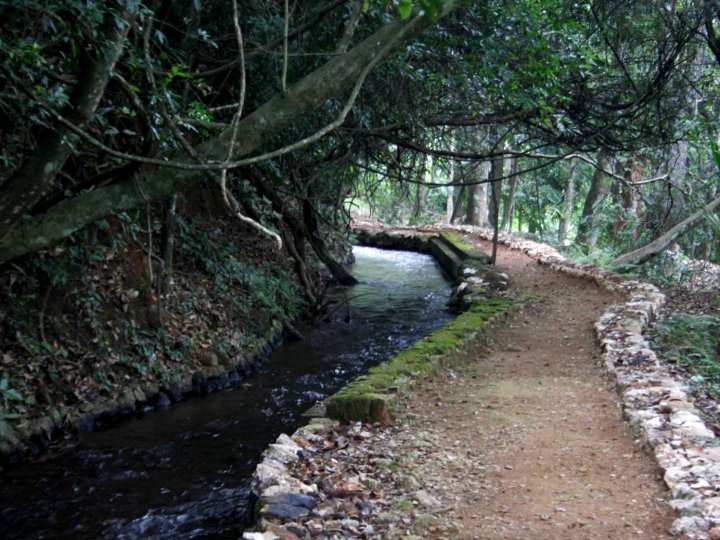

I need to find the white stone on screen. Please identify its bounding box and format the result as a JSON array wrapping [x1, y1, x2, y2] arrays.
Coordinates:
[[265, 444, 300, 464], [671, 516, 710, 536], [254, 460, 287, 489], [671, 496, 703, 514], [276, 433, 300, 448]]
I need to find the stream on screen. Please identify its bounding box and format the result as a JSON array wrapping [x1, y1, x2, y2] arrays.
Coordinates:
[[0, 246, 452, 539]]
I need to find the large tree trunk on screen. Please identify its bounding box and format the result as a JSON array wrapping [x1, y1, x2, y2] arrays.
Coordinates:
[[501, 157, 519, 233], [557, 162, 577, 244], [302, 199, 358, 285], [476, 179, 490, 227], [449, 185, 465, 224], [611, 195, 720, 267], [412, 155, 427, 220], [0, 3, 137, 244], [0, 1, 461, 264], [465, 161, 490, 226], [575, 150, 611, 251], [488, 151, 504, 231], [615, 157, 644, 240]]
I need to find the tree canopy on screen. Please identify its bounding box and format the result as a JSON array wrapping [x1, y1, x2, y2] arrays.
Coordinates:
[[0, 0, 719, 271]]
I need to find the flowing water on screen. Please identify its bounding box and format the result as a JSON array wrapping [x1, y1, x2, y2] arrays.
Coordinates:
[[0, 246, 451, 539]]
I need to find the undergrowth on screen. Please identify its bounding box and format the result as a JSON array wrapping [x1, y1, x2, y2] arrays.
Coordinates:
[[0, 211, 305, 431], [650, 313, 720, 396]]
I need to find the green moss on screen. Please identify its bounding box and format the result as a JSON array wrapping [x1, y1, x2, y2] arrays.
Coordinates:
[[394, 499, 413, 511], [324, 297, 512, 423], [440, 232, 490, 261]]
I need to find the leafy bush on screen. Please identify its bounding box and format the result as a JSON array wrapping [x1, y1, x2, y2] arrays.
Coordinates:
[[651, 313, 720, 395]]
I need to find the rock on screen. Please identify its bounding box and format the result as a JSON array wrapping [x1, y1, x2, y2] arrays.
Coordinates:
[[305, 521, 323, 536], [284, 524, 308, 538], [75, 413, 95, 433], [155, 392, 172, 408], [242, 533, 267, 540], [255, 460, 287, 489], [671, 516, 710, 535], [276, 433, 300, 448], [262, 503, 310, 521], [265, 443, 300, 464], [264, 493, 317, 510], [198, 350, 219, 366], [341, 518, 360, 528], [264, 524, 300, 540], [413, 490, 440, 508]]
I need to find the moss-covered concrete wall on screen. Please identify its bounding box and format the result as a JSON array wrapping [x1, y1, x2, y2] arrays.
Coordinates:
[[325, 229, 512, 423], [324, 299, 511, 423]]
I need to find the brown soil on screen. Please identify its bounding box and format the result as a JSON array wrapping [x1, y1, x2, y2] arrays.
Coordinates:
[[396, 239, 672, 539]]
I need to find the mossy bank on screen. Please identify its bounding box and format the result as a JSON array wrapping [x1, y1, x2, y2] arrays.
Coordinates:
[[323, 227, 512, 424], [324, 298, 511, 423]]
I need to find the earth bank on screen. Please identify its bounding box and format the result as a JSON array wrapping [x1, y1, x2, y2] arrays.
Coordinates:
[[0, 204, 349, 466]]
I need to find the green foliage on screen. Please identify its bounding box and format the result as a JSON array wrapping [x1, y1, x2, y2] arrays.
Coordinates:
[[180, 219, 304, 323], [0, 373, 24, 416], [651, 313, 720, 396]]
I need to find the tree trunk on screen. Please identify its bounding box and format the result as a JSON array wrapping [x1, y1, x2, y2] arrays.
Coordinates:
[[576, 150, 611, 251], [477, 179, 490, 227], [611, 195, 720, 267], [0, 4, 137, 244], [501, 157, 519, 232], [446, 136, 456, 224], [558, 162, 577, 244], [159, 195, 177, 294], [0, 0, 461, 264], [615, 157, 644, 240], [450, 185, 465, 224], [466, 161, 490, 226], [302, 199, 358, 285], [488, 152, 504, 231], [490, 160, 502, 264], [412, 156, 427, 220]]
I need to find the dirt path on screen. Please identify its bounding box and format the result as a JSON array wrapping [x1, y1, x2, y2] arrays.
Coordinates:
[[396, 239, 672, 539], [253, 238, 675, 540]]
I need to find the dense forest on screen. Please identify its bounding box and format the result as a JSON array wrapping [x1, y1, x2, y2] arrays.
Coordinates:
[[1, 0, 720, 458]]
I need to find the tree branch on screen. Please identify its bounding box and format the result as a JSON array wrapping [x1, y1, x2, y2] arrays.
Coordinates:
[[0, 2, 137, 243], [0, 1, 461, 263]]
